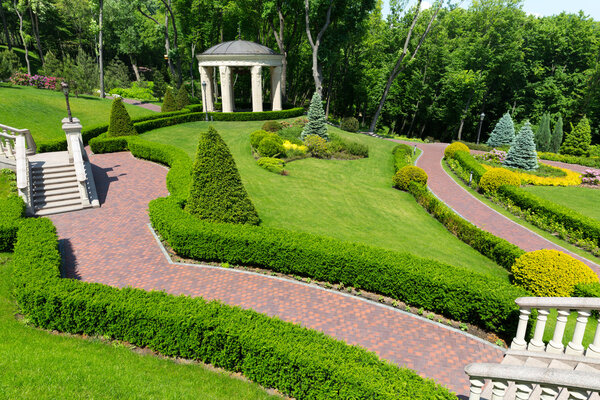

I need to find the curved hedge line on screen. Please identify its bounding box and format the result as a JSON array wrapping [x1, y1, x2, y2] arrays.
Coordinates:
[[451, 150, 487, 186], [12, 215, 454, 399], [392, 144, 417, 171], [538, 151, 600, 169], [0, 195, 25, 251]]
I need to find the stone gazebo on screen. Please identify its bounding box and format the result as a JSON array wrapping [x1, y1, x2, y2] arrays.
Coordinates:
[[197, 40, 284, 113]]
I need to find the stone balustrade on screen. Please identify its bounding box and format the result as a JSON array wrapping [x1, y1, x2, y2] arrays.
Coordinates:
[[14, 134, 32, 212], [69, 134, 90, 207], [0, 123, 37, 157]]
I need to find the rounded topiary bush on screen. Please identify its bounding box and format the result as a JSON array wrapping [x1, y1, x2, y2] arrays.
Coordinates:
[[393, 166, 428, 190], [175, 85, 190, 110], [512, 249, 599, 297], [340, 117, 359, 133], [479, 168, 520, 193], [258, 137, 286, 158], [250, 130, 270, 149], [261, 120, 282, 132], [444, 142, 470, 159]]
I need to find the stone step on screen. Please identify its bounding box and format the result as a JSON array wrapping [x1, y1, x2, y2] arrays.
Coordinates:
[[34, 197, 81, 210], [33, 191, 80, 203], [33, 175, 78, 186], [34, 186, 79, 198], [35, 203, 84, 216], [32, 170, 77, 180], [32, 181, 78, 192]]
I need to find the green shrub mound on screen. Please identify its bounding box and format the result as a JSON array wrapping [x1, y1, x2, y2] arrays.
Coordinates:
[[479, 168, 520, 193], [107, 98, 137, 138], [393, 144, 416, 171], [302, 92, 328, 141], [304, 135, 331, 158], [161, 88, 178, 112], [250, 130, 271, 149], [537, 151, 600, 169], [340, 117, 359, 133], [574, 282, 600, 298], [328, 133, 368, 158], [511, 249, 598, 297], [257, 157, 285, 174], [257, 137, 286, 158], [487, 112, 515, 147], [393, 166, 428, 190], [504, 122, 538, 171], [261, 121, 282, 132], [561, 116, 592, 157], [150, 197, 526, 336], [175, 86, 190, 110], [453, 150, 487, 186], [186, 126, 260, 225], [11, 218, 455, 400], [444, 142, 469, 159], [0, 195, 25, 251]]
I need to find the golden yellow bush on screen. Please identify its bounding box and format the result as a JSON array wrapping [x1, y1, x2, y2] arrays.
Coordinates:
[[479, 168, 521, 193], [481, 163, 581, 186], [393, 166, 428, 190], [511, 249, 598, 297], [444, 142, 470, 159]]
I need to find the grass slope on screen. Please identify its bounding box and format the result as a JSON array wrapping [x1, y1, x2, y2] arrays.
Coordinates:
[[521, 186, 600, 222], [0, 254, 279, 400], [0, 85, 154, 142], [142, 121, 508, 280]]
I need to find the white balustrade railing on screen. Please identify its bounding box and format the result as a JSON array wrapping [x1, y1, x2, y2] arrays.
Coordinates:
[[14, 134, 32, 211], [0, 123, 36, 157], [465, 363, 600, 400], [69, 134, 90, 207]]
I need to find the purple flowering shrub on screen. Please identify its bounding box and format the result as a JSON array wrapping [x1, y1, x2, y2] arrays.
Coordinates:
[[10, 72, 61, 90], [481, 148, 507, 164], [581, 169, 600, 185]]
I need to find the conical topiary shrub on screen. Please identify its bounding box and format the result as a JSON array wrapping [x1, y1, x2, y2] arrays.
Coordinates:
[[175, 85, 190, 110], [161, 88, 177, 112], [107, 98, 137, 137], [504, 122, 538, 170], [561, 116, 591, 156], [186, 126, 260, 225], [534, 113, 551, 152], [486, 112, 515, 147], [301, 92, 328, 141], [551, 115, 563, 154]]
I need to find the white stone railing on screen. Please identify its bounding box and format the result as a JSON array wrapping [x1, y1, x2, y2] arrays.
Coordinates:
[[14, 134, 32, 212], [69, 133, 90, 207], [465, 363, 600, 400], [0, 123, 37, 157]]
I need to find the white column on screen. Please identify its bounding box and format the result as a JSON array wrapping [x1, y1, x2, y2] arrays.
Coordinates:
[[251, 65, 263, 112], [62, 117, 82, 164], [586, 315, 600, 358], [468, 378, 484, 400], [219, 66, 234, 113], [510, 308, 530, 350], [566, 310, 590, 355], [546, 309, 570, 353], [528, 308, 549, 352], [199, 66, 214, 112], [270, 66, 282, 111]]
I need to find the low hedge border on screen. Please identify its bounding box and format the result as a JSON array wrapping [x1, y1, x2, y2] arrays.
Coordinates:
[[392, 144, 417, 171], [450, 150, 487, 189], [0, 195, 25, 251], [538, 152, 600, 169], [12, 214, 455, 399]]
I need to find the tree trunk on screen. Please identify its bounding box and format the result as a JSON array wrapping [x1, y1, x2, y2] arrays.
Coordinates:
[[304, 0, 333, 96], [457, 89, 475, 141], [408, 100, 420, 137], [269, 5, 295, 102], [28, 5, 43, 64], [130, 55, 141, 81], [161, 0, 181, 87], [14, 0, 30, 75], [325, 69, 334, 118], [99, 0, 104, 98], [0, 3, 11, 50]]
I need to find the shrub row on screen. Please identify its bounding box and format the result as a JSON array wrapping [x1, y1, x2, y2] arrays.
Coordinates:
[[497, 185, 600, 246], [452, 150, 487, 185], [407, 182, 525, 270], [574, 282, 600, 297], [149, 196, 526, 337], [12, 217, 455, 400], [392, 144, 417, 172], [538, 151, 600, 169], [0, 195, 25, 251]]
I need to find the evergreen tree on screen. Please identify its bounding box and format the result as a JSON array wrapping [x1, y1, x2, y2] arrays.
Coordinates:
[[504, 122, 538, 170], [486, 112, 515, 147], [175, 85, 190, 110], [104, 58, 131, 91], [560, 116, 591, 156], [161, 88, 177, 112], [186, 126, 260, 225], [551, 115, 563, 154], [301, 92, 329, 141], [152, 70, 167, 101], [71, 48, 98, 96], [534, 113, 551, 152], [0, 50, 19, 80], [107, 98, 137, 137], [39, 51, 61, 77]]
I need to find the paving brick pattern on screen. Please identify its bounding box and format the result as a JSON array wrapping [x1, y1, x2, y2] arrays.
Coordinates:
[[400, 141, 600, 275], [49, 151, 505, 396]]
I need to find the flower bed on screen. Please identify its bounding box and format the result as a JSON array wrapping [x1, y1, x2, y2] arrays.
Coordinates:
[[10, 72, 61, 90], [480, 163, 581, 186]]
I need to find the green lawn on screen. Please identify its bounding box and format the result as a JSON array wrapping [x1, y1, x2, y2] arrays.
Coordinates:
[[0, 254, 279, 400], [0, 85, 154, 142], [521, 186, 600, 222], [0, 170, 14, 199], [142, 121, 509, 280]]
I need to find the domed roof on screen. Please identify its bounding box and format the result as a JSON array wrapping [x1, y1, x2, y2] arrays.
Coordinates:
[[202, 40, 278, 56]]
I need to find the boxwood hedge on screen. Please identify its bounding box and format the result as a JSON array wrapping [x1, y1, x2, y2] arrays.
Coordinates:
[[0, 195, 25, 251], [452, 150, 487, 186]]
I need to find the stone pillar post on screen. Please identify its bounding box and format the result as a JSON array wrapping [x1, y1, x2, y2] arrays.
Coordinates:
[[219, 66, 234, 113], [270, 66, 283, 111], [199, 66, 214, 112], [251, 66, 263, 113], [62, 117, 82, 164]]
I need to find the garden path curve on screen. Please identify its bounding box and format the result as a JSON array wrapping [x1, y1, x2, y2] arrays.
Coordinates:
[[396, 140, 600, 275], [49, 150, 504, 396]]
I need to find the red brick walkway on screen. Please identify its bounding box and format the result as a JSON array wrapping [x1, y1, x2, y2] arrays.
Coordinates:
[[399, 141, 600, 275], [49, 151, 504, 396]]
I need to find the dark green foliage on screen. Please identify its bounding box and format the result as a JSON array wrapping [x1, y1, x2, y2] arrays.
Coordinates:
[[550, 115, 564, 154], [39, 51, 61, 77], [161, 88, 178, 112], [561, 116, 592, 157], [340, 117, 360, 133], [534, 113, 551, 152], [261, 121, 282, 132], [104, 58, 131, 91], [498, 185, 600, 246], [504, 122, 538, 171], [408, 182, 525, 270], [302, 92, 328, 141], [487, 113, 515, 147], [69, 49, 98, 96], [257, 137, 286, 158], [89, 136, 129, 154], [186, 127, 259, 225], [537, 151, 600, 169], [0, 196, 25, 251], [278, 127, 303, 144], [392, 144, 416, 171], [152, 71, 167, 101], [453, 150, 487, 185], [37, 139, 68, 153], [107, 98, 137, 137], [328, 133, 369, 158], [574, 282, 600, 298], [0, 49, 20, 80], [175, 85, 190, 110], [150, 197, 526, 337]]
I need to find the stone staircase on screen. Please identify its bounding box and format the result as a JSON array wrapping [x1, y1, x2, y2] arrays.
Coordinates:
[[31, 162, 83, 215]]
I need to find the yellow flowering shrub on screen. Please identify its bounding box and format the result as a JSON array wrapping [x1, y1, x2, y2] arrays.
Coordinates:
[[479, 168, 521, 193], [512, 249, 599, 297], [444, 142, 470, 159], [393, 166, 428, 190], [481, 163, 581, 186], [282, 140, 307, 153]]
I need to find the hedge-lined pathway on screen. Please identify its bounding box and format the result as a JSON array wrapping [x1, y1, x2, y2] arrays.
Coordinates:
[[397, 141, 600, 275], [119, 97, 161, 112], [49, 150, 504, 396]]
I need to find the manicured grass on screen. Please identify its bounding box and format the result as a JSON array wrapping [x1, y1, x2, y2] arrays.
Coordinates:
[[0, 170, 14, 199], [0, 85, 154, 142], [541, 309, 596, 347], [0, 253, 279, 400], [522, 186, 600, 222], [142, 121, 509, 280]]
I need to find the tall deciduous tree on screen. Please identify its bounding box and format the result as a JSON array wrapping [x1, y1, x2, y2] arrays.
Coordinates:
[[13, 0, 31, 74]]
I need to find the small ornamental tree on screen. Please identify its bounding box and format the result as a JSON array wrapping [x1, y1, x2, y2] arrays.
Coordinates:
[[504, 121, 538, 170], [175, 85, 190, 110], [152, 70, 167, 101], [551, 115, 563, 153], [561, 116, 591, 156], [534, 113, 551, 152], [161, 88, 177, 112], [301, 92, 329, 141], [107, 98, 137, 137], [186, 126, 260, 225], [486, 112, 515, 147]]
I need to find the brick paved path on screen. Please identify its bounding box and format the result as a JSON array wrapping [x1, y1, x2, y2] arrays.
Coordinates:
[[49, 151, 504, 396], [400, 141, 600, 275], [117, 97, 161, 112]]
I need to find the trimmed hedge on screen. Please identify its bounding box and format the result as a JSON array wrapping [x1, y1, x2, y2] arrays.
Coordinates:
[[408, 182, 525, 270], [392, 144, 416, 171], [0, 195, 25, 251], [12, 216, 455, 399], [150, 196, 526, 336], [452, 150, 487, 185], [538, 151, 600, 169], [393, 166, 427, 190], [574, 282, 600, 297]]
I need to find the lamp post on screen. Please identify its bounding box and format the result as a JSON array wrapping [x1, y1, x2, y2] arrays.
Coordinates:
[[476, 112, 485, 145], [201, 81, 208, 121], [61, 81, 73, 123]]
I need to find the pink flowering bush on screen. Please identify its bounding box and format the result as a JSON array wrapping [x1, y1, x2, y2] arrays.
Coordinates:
[[10, 72, 61, 90], [582, 169, 600, 185], [481, 148, 507, 163]]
